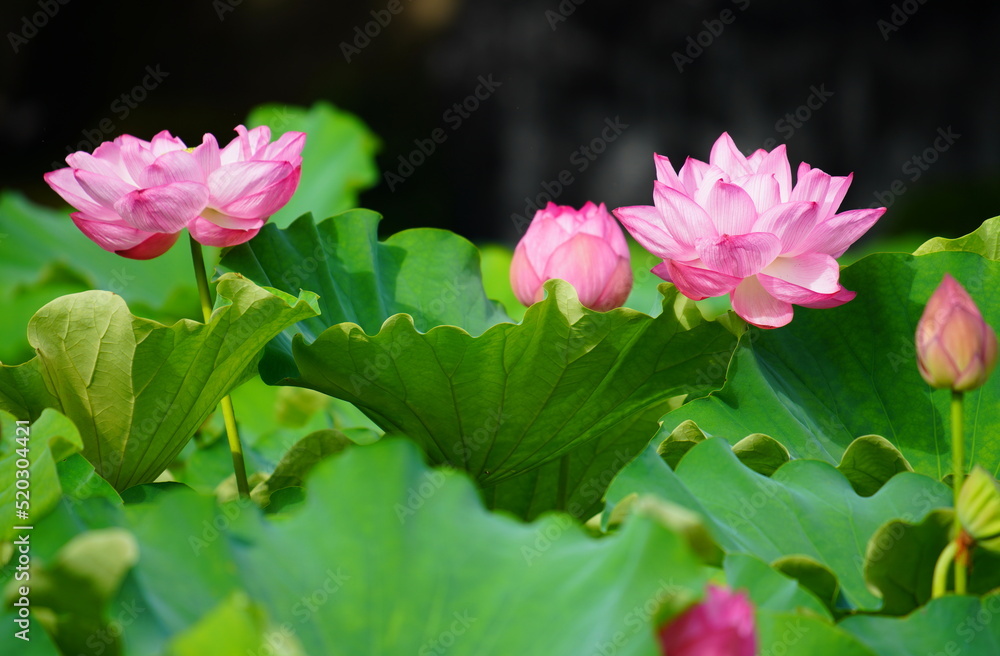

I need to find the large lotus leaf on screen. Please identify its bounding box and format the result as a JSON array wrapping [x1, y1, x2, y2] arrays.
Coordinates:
[[219, 211, 511, 381], [604, 437, 952, 610], [288, 281, 735, 514], [915, 215, 1000, 259], [221, 213, 737, 517], [0, 274, 319, 491], [8, 439, 713, 655], [246, 102, 380, 229], [841, 594, 1000, 655], [662, 251, 1000, 479]]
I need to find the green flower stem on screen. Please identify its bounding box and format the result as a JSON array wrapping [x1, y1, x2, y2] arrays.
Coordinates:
[[932, 539, 958, 599], [190, 235, 251, 499], [952, 390, 966, 594]]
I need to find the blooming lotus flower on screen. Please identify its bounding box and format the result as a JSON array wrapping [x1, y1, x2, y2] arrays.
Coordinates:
[[613, 133, 886, 328], [916, 273, 997, 391], [44, 125, 305, 258], [510, 202, 633, 311], [188, 125, 305, 247], [658, 584, 757, 656], [44, 131, 206, 259]]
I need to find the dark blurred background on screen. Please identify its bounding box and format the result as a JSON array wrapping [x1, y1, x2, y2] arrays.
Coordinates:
[[2, 0, 998, 246]]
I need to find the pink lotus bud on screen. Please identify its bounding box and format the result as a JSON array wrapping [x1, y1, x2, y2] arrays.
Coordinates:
[[43, 125, 306, 258], [509, 202, 633, 311], [916, 273, 997, 391], [657, 584, 757, 656]]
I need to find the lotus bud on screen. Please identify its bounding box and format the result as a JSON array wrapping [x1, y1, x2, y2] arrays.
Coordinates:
[[916, 274, 997, 391]]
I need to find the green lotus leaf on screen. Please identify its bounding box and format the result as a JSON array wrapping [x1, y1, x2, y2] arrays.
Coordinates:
[[836, 435, 914, 497], [841, 593, 1000, 654], [5, 439, 712, 655], [287, 280, 734, 519], [0, 274, 319, 491], [219, 211, 511, 382], [914, 215, 1000, 259], [221, 213, 737, 519], [604, 437, 952, 611]]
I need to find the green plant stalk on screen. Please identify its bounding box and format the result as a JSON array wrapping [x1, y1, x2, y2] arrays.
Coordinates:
[[190, 235, 251, 499], [952, 390, 966, 594], [932, 539, 958, 598]]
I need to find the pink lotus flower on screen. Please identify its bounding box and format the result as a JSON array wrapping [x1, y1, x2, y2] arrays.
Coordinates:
[[188, 125, 305, 248], [916, 273, 998, 391], [44, 125, 305, 258], [658, 584, 757, 656], [510, 202, 633, 311], [614, 133, 885, 328]]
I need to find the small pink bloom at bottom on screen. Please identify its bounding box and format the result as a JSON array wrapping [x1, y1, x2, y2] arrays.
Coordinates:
[[658, 585, 757, 656]]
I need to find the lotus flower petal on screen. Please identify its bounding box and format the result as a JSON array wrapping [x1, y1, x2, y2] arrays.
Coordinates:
[[114, 181, 210, 233], [188, 216, 262, 248], [731, 275, 794, 329]]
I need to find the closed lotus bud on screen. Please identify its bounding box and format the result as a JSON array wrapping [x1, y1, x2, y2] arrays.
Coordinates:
[[916, 274, 998, 391], [509, 202, 633, 311], [957, 466, 1000, 553], [658, 584, 757, 656]]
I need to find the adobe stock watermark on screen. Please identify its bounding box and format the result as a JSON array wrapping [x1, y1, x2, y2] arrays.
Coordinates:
[[394, 469, 448, 522], [588, 579, 684, 656], [672, 0, 751, 73], [545, 0, 586, 31], [520, 448, 636, 566], [860, 487, 944, 568], [213, 0, 244, 21], [249, 567, 351, 656], [936, 594, 1000, 653], [49, 65, 170, 169], [870, 126, 960, 209], [340, 0, 413, 62], [383, 74, 503, 192], [188, 494, 256, 555], [877, 0, 930, 41], [510, 116, 629, 234], [760, 84, 834, 150], [83, 599, 145, 655], [418, 611, 477, 655], [758, 618, 809, 656], [7, 0, 71, 53]]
